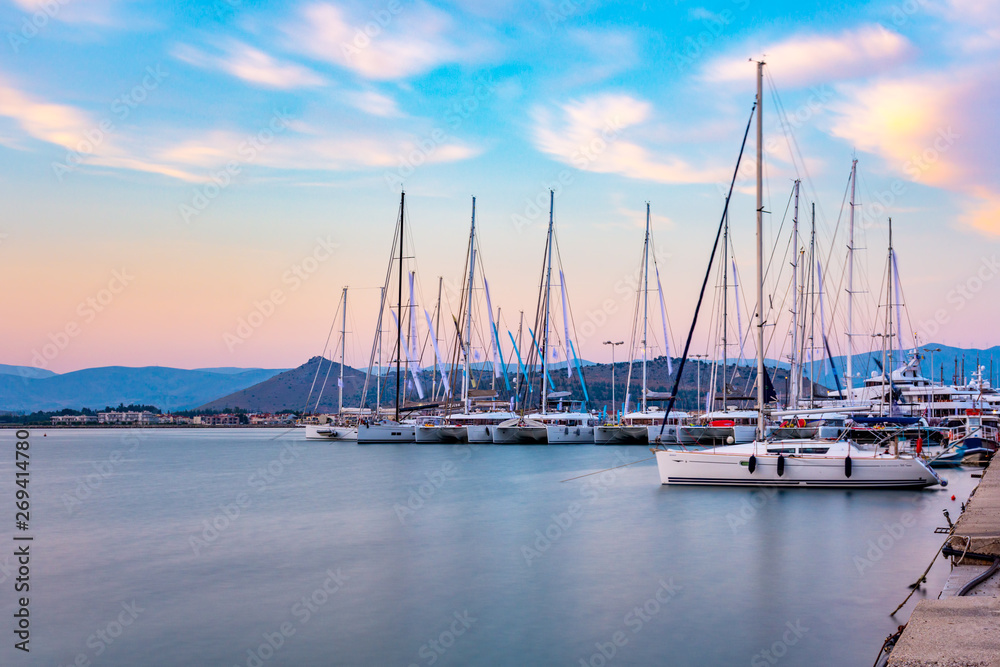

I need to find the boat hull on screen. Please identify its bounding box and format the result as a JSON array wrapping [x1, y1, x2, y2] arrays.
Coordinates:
[[546, 424, 594, 444], [492, 426, 547, 445], [595, 425, 648, 445], [357, 423, 415, 443], [414, 426, 468, 444], [466, 425, 496, 444], [678, 424, 756, 446], [655, 449, 940, 488], [304, 424, 358, 441], [646, 424, 679, 444]]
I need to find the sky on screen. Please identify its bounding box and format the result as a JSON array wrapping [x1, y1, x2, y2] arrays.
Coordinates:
[[1, 0, 998, 374]]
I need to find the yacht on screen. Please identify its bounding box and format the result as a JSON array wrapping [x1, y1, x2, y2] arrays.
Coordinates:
[[543, 412, 597, 444], [678, 410, 758, 446], [493, 417, 547, 444], [304, 423, 358, 441]]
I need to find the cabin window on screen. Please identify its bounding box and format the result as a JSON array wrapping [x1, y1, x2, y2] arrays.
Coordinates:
[[798, 447, 830, 454], [766, 447, 796, 454]]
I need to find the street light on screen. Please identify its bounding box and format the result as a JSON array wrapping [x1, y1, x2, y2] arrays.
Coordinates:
[[922, 346, 941, 421], [922, 347, 941, 384], [604, 341, 624, 420]]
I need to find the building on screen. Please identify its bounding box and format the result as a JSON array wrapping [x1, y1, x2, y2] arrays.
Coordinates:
[[50, 415, 98, 425], [97, 411, 158, 424]]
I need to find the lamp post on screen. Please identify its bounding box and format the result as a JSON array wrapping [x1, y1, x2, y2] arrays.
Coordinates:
[[604, 341, 624, 420], [922, 346, 941, 422]]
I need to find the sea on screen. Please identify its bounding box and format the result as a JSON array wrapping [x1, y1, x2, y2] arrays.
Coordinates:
[[0, 428, 977, 666]]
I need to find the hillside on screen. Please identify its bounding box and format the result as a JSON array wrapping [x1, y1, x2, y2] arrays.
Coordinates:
[[803, 343, 1000, 389], [201, 355, 827, 413], [0, 366, 287, 412], [199, 357, 368, 412]]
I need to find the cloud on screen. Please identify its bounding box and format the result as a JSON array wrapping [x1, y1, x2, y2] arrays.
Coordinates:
[[283, 2, 460, 80], [828, 65, 1000, 234], [343, 90, 403, 117], [704, 25, 914, 87], [10, 0, 120, 25], [0, 76, 94, 150], [0, 73, 475, 183], [173, 41, 325, 90], [532, 93, 729, 184]]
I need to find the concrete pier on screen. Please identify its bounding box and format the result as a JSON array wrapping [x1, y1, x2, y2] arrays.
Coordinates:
[[887, 462, 1000, 666]]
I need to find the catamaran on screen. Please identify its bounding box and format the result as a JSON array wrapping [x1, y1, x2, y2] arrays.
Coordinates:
[[653, 62, 944, 489]]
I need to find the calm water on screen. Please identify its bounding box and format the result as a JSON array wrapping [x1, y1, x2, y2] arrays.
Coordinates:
[[0, 428, 977, 666]]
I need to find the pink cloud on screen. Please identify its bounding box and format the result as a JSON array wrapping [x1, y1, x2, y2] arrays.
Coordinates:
[[705, 25, 914, 88]]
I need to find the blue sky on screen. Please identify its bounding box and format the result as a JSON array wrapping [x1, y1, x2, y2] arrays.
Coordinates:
[[1, 0, 997, 372]]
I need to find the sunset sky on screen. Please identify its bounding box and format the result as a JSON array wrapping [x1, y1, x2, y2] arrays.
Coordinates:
[[1, 0, 997, 373]]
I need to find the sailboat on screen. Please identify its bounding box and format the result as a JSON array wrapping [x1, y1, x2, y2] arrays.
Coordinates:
[[596, 203, 685, 444], [495, 190, 594, 444], [358, 191, 418, 443], [653, 62, 944, 488], [305, 287, 359, 441]]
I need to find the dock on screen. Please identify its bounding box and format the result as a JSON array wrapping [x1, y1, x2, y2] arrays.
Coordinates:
[[887, 463, 1000, 666]]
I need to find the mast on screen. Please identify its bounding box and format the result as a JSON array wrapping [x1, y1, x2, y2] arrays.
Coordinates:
[[339, 287, 347, 416], [809, 202, 816, 407], [886, 217, 894, 412], [846, 158, 857, 404], [754, 60, 766, 440], [394, 191, 404, 423], [722, 209, 728, 413], [516, 310, 524, 410], [542, 190, 555, 415], [376, 287, 383, 416], [790, 179, 800, 408], [432, 276, 443, 400], [642, 202, 650, 413], [464, 197, 477, 413]]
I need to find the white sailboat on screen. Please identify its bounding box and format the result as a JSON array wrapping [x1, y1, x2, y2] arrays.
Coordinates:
[[596, 203, 682, 445], [495, 189, 571, 445], [305, 288, 359, 441], [654, 62, 944, 489], [358, 191, 418, 444]]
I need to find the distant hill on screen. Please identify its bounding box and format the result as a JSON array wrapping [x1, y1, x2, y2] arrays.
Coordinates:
[[0, 366, 287, 412], [200, 357, 368, 412], [0, 364, 57, 380], [804, 343, 1000, 389]]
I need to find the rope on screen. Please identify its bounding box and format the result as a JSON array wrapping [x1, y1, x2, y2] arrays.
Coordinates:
[[890, 525, 956, 616], [559, 456, 655, 482]]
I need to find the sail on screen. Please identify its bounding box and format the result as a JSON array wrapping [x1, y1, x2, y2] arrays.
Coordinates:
[[424, 309, 451, 396], [654, 264, 673, 375], [390, 309, 424, 400], [560, 270, 571, 378]]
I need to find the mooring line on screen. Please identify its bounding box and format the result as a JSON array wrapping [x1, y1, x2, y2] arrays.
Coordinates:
[[560, 456, 655, 483]]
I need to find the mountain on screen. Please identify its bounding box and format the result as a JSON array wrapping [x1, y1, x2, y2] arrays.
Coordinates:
[[201, 355, 826, 414], [0, 364, 57, 380], [0, 366, 287, 412], [802, 343, 1000, 390], [200, 357, 368, 412]]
